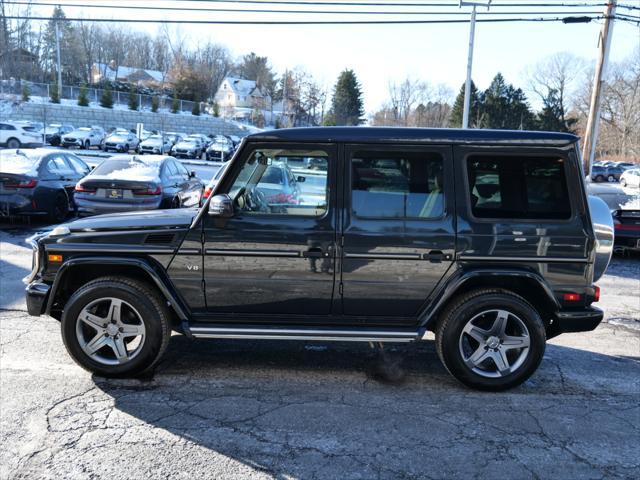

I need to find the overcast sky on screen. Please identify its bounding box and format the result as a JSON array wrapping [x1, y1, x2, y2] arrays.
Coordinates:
[[25, 0, 640, 113]]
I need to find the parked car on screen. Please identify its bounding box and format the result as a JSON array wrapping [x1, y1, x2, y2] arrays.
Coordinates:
[[613, 208, 640, 252], [61, 126, 106, 149], [0, 148, 90, 221], [0, 121, 44, 148], [590, 164, 622, 183], [253, 162, 302, 209], [138, 134, 173, 155], [24, 127, 612, 392], [604, 165, 624, 182], [12, 120, 44, 133], [103, 129, 140, 153], [617, 162, 637, 171], [202, 162, 231, 202], [189, 133, 211, 147], [205, 135, 234, 161], [172, 136, 205, 159], [619, 168, 640, 188], [164, 132, 183, 145], [43, 124, 75, 147], [74, 154, 203, 215]]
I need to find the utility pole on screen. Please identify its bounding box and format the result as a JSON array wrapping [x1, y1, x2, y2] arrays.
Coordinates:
[[55, 21, 62, 98], [582, 0, 616, 175], [460, 0, 491, 129], [283, 69, 288, 127]]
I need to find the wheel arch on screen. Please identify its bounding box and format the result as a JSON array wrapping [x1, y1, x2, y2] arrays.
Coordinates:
[[46, 256, 189, 327], [420, 269, 560, 331]]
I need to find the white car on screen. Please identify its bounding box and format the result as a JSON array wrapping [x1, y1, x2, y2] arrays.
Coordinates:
[[103, 129, 140, 153], [138, 134, 174, 155], [61, 126, 106, 149], [620, 168, 640, 188], [0, 121, 44, 148], [171, 136, 205, 159]]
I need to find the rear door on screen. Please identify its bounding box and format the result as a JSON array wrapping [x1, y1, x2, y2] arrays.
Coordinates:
[[340, 144, 456, 323]]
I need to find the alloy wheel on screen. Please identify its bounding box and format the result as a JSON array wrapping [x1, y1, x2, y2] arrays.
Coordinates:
[[458, 309, 530, 378], [75, 297, 146, 366]]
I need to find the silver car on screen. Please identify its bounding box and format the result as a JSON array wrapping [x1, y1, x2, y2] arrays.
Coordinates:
[[74, 155, 204, 216], [103, 129, 140, 153]]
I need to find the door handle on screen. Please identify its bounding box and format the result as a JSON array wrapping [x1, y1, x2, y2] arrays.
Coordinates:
[[303, 247, 325, 258], [424, 250, 451, 262]]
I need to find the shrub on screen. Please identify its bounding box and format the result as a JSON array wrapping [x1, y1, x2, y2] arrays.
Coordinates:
[[50, 83, 60, 104], [151, 96, 159, 113], [100, 86, 114, 108], [77, 83, 89, 106], [128, 87, 139, 111], [191, 99, 201, 116], [171, 94, 179, 114], [21, 84, 30, 102]]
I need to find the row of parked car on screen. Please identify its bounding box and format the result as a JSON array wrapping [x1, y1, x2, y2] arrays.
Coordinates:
[[0, 120, 241, 162], [0, 148, 205, 222], [590, 160, 638, 184]]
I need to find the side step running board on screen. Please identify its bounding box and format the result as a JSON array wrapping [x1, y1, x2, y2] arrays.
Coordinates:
[[189, 326, 420, 343]]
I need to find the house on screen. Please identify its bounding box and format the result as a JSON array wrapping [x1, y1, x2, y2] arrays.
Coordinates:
[[91, 62, 166, 86], [0, 48, 40, 79], [214, 77, 271, 115]]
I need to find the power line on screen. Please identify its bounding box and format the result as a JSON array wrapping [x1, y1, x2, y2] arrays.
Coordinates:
[[172, 0, 607, 6], [618, 3, 640, 11], [1, 14, 606, 24], [2, 1, 605, 16]]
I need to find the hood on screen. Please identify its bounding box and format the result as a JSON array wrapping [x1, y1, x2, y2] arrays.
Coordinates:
[[141, 138, 164, 146], [63, 208, 198, 232], [106, 134, 130, 142], [175, 141, 198, 149], [65, 130, 91, 139]]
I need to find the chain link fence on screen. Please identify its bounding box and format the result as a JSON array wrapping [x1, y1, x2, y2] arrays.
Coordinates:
[[0, 79, 199, 114]]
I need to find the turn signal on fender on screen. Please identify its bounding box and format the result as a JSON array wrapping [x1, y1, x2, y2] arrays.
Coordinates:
[[48, 254, 63, 263]]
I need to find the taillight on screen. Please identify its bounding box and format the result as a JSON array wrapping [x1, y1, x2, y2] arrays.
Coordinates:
[[563, 293, 582, 302], [594, 286, 600, 302], [4, 178, 37, 188], [203, 186, 212, 199], [134, 186, 162, 196], [75, 184, 96, 193], [267, 193, 297, 204]]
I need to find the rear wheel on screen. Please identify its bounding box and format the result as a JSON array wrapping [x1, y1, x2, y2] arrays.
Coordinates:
[[84, 140, 90, 150], [621, 178, 627, 187], [595, 175, 605, 182], [61, 277, 171, 377], [607, 174, 616, 183], [48, 191, 69, 223], [6, 138, 20, 149], [435, 289, 546, 391], [170, 196, 181, 209]]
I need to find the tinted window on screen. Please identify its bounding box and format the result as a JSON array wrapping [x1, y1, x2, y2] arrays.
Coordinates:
[[174, 160, 189, 176], [467, 155, 571, 220], [229, 149, 329, 217], [66, 155, 90, 175], [45, 155, 73, 174], [351, 151, 444, 219]]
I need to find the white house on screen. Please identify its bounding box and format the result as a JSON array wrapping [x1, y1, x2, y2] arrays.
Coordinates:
[[214, 77, 271, 117]]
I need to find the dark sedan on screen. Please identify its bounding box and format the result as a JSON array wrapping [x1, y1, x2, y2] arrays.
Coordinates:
[[74, 155, 204, 216], [44, 124, 75, 146], [0, 148, 91, 222]]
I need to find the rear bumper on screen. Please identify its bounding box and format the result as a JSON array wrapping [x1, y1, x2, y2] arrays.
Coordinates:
[[549, 306, 604, 338], [25, 282, 50, 316], [75, 199, 162, 215], [0, 195, 46, 216]]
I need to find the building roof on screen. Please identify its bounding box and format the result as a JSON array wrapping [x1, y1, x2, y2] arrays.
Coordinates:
[[247, 127, 580, 146], [222, 77, 267, 97], [93, 63, 164, 83]]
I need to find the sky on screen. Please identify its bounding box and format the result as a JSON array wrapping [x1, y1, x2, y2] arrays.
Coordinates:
[[20, 0, 640, 114]]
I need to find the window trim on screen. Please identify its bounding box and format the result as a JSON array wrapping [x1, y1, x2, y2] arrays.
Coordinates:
[[221, 143, 334, 220], [347, 148, 447, 221], [462, 150, 576, 224]]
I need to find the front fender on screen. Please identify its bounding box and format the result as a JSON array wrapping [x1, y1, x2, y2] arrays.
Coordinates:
[[46, 256, 189, 320], [419, 268, 561, 329]]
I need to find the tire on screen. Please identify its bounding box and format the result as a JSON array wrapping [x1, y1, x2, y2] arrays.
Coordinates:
[[84, 140, 90, 150], [435, 289, 546, 391], [6, 138, 21, 149], [595, 175, 605, 182], [48, 191, 70, 223], [170, 196, 181, 209], [607, 175, 616, 183], [621, 179, 627, 187], [61, 277, 171, 377]]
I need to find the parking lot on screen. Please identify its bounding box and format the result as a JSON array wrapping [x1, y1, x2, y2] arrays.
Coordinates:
[[1, 218, 638, 479]]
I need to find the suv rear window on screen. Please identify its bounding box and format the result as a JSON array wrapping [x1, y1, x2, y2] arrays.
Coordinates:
[[351, 151, 444, 219], [466, 155, 571, 220]]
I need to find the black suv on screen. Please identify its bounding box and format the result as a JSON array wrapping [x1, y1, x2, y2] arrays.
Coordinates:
[[24, 128, 614, 391]]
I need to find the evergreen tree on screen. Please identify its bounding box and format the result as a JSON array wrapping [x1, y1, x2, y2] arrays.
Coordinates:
[[77, 83, 89, 106], [191, 98, 201, 116], [100, 85, 114, 108], [128, 87, 139, 111], [21, 84, 30, 102], [49, 83, 60, 104], [535, 89, 577, 133], [481, 73, 536, 130], [171, 93, 179, 114], [151, 96, 159, 113], [212, 101, 220, 117], [449, 81, 481, 128], [331, 69, 364, 126]]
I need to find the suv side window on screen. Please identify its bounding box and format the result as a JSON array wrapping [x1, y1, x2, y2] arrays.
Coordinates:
[[466, 155, 571, 220], [351, 151, 444, 219], [228, 148, 328, 217]]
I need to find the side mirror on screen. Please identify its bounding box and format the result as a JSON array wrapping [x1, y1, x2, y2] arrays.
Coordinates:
[[296, 176, 306, 183], [90, 165, 95, 170], [208, 194, 234, 218], [189, 170, 196, 178]]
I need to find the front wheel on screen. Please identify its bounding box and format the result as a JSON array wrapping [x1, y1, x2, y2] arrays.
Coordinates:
[[435, 289, 546, 391], [607, 175, 616, 183], [7, 138, 21, 149], [621, 179, 627, 187], [61, 277, 171, 377], [84, 140, 90, 150]]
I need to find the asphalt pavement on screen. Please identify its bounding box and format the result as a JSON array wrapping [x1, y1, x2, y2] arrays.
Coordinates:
[[1, 224, 639, 479]]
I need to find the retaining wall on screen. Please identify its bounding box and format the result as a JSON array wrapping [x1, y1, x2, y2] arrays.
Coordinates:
[[3, 101, 253, 137]]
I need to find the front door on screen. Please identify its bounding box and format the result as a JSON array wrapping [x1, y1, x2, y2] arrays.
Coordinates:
[[340, 144, 456, 323], [203, 143, 337, 318]]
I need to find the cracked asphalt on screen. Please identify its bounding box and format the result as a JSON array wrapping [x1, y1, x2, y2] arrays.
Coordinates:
[[1, 224, 639, 479]]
